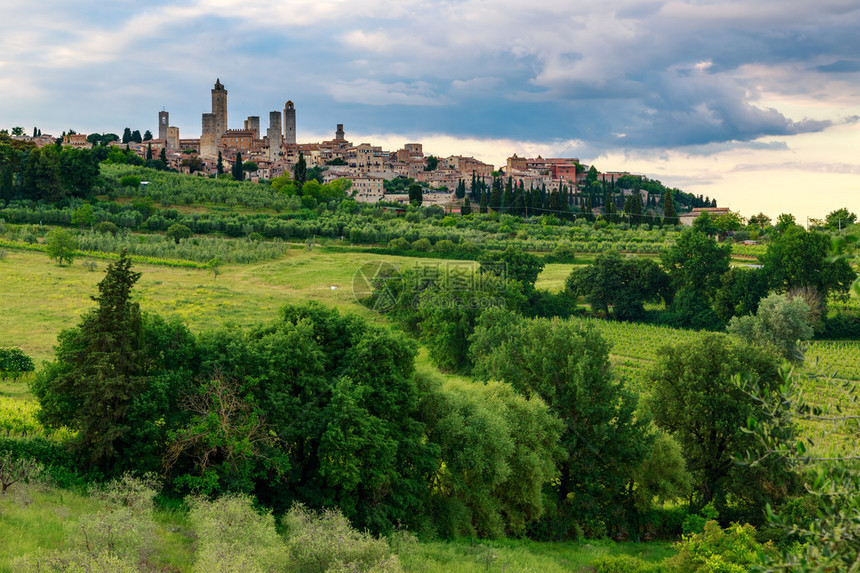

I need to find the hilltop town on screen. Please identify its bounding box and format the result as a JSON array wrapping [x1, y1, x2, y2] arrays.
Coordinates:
[[11, 79, 719, 216]]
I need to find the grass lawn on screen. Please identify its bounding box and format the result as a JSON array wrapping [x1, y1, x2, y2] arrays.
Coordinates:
[[0, 247, 482, 363]]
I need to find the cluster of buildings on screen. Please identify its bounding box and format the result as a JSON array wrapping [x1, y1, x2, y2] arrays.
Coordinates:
[[18, 79, 642, 208]]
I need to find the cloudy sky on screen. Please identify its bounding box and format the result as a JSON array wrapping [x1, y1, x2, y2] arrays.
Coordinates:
[[2, 0, 858, 220]]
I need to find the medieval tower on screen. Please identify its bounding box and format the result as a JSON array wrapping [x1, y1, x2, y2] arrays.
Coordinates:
[[267, 111, 282, 162], [211, 79, 228, 140], [284, 101, 296, 145], [336, 124, 345, 140], [200, 113, 217, 157], [244, 116, 260, 139], [158, 110, 169, 141]]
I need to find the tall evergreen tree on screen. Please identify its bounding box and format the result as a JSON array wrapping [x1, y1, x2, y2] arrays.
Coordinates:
[[549, 189, 562, 213], [461, 196, 472, 216], [530, 188, 542, 215], [502, 177, 514, 213], [663, 189, 678, 226], [489, 178, 502, 212], [216, 151, 224, 175], [121, 127, 132, 144], [479, 192, 488, 214], [143, 130, 153, 141], [146, 143, 152, 161], [294, 152, 307, 186], [159, 147, 167, 164], [232, 152, 244, 181], [32, 252, 146, 468]]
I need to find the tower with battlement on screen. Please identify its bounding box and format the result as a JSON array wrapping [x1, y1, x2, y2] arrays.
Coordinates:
[[284, 101, 296, 145], [336, 124, 345, 141], [244, 116, 260, 139], [267, 111, 282, 162]]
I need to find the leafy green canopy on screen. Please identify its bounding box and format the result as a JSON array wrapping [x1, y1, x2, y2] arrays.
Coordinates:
[[188, 302, 439, 533], [645, 334, 791, 516], [470, 309, 652, 537], [566, 250, 672, 320]]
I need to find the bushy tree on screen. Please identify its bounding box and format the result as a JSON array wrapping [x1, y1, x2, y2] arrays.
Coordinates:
[[470, 309, 652, 537], [191, 303, 439, 533], [727, 292, 814, 362], [645, 334, 788, 514], [713, 267, 771, 321], [478, 245, 545, 294], [45, 228, 77, 266], [825, 207, 856, 231], [661, 228, 731, 326], [417, 369, 563, 538], [567, 250, 672, 320], [20, 147, 63, 202], [166, 223, 193, 244], [761, 225, 856, 301], [0, 347, 35, 374]]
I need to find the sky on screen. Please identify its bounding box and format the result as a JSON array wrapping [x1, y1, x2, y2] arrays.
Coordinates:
[[1, 0, 859, 221]]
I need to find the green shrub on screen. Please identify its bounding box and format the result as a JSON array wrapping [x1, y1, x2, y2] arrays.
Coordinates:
[[12, 474, 158, 572], [118, 175, 141, 189], [411, 238, 432, 251], [189, 494, 287, 573], [283, 503, 402, 572], [94, 221, 119, 236], [666, 520, 776, 572], [0, 347, 35, 374], [388, 237, 409, 250]]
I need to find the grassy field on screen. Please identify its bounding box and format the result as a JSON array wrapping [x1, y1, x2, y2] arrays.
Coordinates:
[[0, 248, 476, 363], [0, 477, 674, 573]]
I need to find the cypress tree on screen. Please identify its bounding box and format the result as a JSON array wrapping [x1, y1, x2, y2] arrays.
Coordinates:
[[217, 151, 224, 175], [294, 152, 307, 186], [663, 189, 677, 226], [32, 252, 146, 468], [232, 152, 244, 181], [461, 196, 472, 216], [159, 147, 167, 163], [146, 143, 152, 161]]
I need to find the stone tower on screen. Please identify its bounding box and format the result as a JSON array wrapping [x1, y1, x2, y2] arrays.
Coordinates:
[[284, 101, 296, 145], [158, 110, 169, 141], [211, 79, 228, 140], [244, 116, 260, 139], [336, 124, 345, 140], [200, 113, 217, 157], [267, 111, 282, 162]]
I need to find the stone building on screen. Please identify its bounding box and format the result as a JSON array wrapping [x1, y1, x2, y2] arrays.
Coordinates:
[[284, 101, 296, 145], [267, 111, 282, 162]]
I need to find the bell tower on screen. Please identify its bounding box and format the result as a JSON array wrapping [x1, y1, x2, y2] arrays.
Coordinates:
[[158, 110, 169, 140]]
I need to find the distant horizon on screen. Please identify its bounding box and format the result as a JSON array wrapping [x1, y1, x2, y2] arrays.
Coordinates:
[[3, 1, 859, 221]]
